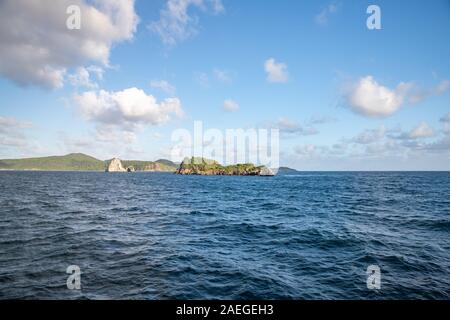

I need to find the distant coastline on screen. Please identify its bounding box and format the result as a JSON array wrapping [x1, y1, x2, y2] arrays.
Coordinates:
[[0, 153, 177, 172], [0, 153, 299, 175]]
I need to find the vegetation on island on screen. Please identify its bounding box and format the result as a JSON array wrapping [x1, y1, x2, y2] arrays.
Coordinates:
[[176, 157, 275, 176], [118, 159, 177, 172], [277, 166, 300, 174], [0, 153, 104, 171], [0, 153, 178, 172]]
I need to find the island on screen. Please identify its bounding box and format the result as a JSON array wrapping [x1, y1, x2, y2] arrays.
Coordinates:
[[0, 153, 178, 172], [277, 166, 300, 175], [175, 157, 275, 176]]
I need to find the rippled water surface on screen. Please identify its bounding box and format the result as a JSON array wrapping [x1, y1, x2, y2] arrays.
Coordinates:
[[0, 171, 449, 299]]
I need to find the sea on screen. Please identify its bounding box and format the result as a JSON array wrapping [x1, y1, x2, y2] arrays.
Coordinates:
[[0, 171, 449, 299]]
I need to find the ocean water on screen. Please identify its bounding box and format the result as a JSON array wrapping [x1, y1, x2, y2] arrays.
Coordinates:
[[0, 171, 449, 300]]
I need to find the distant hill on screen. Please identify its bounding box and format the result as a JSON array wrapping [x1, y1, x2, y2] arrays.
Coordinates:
[[277, 166, 300, 174], [0, 153, 104, 171], [0, 153, 178, 172]]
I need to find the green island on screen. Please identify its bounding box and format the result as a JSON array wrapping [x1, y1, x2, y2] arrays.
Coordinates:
[[176, 157, 275, 176]]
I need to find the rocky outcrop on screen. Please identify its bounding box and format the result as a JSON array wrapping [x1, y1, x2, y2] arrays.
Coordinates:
[[175, 157, 276, 176], [259, 166, 275, 176], [106, 158, 127, 172]]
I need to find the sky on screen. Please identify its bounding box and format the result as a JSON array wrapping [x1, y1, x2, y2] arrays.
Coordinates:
[[0, 0, 449, 170]]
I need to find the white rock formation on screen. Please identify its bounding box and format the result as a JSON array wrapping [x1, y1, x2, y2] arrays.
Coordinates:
[[259, 166, 275, 176], [106, 158, 126, 172]]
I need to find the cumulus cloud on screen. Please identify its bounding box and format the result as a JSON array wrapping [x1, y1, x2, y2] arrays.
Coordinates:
[[0, 0, 139, 89], [289, 121, 450, 170], [408, 122, 435, 139], [213, 69, 233, 84], [68, 66, 103, 89], [73, 87, 184, 130], [150, 80, 176, 95], [346, 76, 450, 118], [149, 0, 224, 46], [315, 2, 339, 26], [223, 99, 239, 112], [346, 76, 414, 118], [264, 58, 289, 83], [273, 118, 318, 137]]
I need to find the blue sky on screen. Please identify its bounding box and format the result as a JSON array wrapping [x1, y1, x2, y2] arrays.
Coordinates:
[[0, 0, 449, 170]]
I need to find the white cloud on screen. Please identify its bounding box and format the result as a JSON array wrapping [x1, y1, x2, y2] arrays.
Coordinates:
[[440, 113, 450, 123], [150, 80, 176, 95], [0, 117, 48, 158], [264, 58, 288, 83], [275, 118, 318, 136], [422, 133, 450, 152], [346, 76, 414, 118], [73, 87, 184, 130], [352, 126, 386, 144], [195, 69, 233, 87], [404, 79, 450, 104], [0, 117, 32, 148], [194, 72, 210, 87], [435, 80, 450, 94], [223, 99, 239, 112], [409, 122, 435, 139], [294, 144, 318, 156], [315, 2, 339, 26], [0, 117, 32, 132], [149, 0, 224, 46], [0, 0, 139, 89], [59, 127, 146, 160], [387, 124, 434, 141], [68, 67, 102, 89], [213, 69, 232, 84]]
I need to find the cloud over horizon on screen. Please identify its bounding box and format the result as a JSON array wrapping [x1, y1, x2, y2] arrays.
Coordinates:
[[345, 76, 450, 118], [345, 76, 411, 118]]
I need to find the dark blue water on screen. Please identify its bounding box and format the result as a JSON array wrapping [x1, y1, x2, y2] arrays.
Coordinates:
[[0, 171, 449, 299]]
